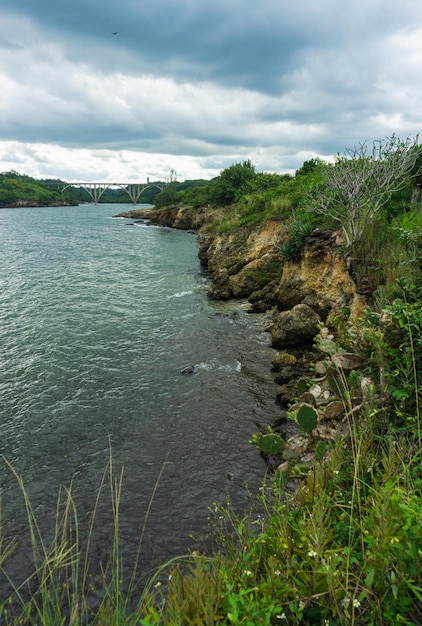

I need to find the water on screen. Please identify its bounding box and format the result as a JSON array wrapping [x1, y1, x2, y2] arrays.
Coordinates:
[[0, 203, 278, 593]]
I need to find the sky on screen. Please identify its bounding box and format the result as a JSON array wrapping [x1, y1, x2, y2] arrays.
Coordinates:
[[0, 0, 422, 183]]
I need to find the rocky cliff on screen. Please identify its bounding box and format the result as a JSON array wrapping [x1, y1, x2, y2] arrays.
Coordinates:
[[116, 205, 368, 453], [116, 205, 365, 334]]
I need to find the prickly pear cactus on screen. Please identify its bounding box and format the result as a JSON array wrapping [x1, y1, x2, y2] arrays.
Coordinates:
[[296, 403, 318, 433], [255, 433, 285, 455], [315, 440, 327, 462]]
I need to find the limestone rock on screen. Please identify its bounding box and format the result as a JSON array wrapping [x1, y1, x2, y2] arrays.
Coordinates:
[[273, 367, 295, 384], [275, 229, 364, 322], [207, 269, 232, 300], [270, 304, 320, 348], [271, 351, 298, 369], [249, 281, 279, 312], [275, 380, 299, 407], [323, 401, 345, 420]]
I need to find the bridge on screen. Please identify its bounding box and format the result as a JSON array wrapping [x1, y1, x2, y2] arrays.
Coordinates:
[[44, 179, 167, 204]]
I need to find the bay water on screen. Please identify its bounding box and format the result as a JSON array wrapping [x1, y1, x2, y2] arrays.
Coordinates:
[[0, 203, 277, 592]]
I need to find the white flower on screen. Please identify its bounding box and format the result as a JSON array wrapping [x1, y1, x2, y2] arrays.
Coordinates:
[[308, 550, 318, 557], [276, 613, 287, 620], [244, 570, 252, 576], [353, 599, 361, 608]]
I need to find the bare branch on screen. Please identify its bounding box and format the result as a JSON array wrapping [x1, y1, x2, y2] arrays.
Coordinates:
[[308, 134, 420, 249]]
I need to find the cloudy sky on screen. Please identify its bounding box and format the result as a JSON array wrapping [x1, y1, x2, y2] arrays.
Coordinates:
[[1, 0, 421, 183]]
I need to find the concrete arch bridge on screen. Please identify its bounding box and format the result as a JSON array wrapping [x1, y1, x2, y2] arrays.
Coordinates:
[[47, 179, 167, 204]]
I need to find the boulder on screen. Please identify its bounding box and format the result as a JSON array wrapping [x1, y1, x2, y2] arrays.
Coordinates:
[[270, 304, 320, 348], [271, 351, 298, 370]]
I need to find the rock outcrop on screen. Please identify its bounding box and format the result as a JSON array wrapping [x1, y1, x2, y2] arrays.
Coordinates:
[[116, 204, 365, 334], [115, 206, 209, 231], [116, 203, 373, 470], [274, 229, 363, 322]]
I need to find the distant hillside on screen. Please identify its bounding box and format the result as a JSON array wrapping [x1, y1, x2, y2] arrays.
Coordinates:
[[0, 171, 77, 207]]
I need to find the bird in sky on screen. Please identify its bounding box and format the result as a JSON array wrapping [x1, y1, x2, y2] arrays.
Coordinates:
[[111, 31, 118, 35]]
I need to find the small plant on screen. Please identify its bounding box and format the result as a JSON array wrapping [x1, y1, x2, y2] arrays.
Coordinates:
[[280, 218, 314, 261], [250, 426, 285, 456]]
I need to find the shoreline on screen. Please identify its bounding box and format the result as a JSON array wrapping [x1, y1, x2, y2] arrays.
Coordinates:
[[115, 205, 367, 468]]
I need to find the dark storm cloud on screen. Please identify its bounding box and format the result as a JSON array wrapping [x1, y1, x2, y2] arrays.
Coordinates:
[[5, 0, 410, 91], [0, 0, 421, 180]]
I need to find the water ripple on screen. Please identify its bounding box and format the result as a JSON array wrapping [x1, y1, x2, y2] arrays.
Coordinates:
[[0, 204, 277, 589]]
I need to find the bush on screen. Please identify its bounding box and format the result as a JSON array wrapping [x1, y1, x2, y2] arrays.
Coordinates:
[[280, 219, 314, 261]]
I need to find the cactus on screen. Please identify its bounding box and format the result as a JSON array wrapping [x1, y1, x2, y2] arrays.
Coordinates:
[[297, 378, 308, 395], [315, 440, 327, 462], [296, 403, 318, 433], [255, 433, 285, 455]]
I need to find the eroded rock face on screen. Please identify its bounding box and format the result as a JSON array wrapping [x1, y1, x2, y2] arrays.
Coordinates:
[[275, 230, 363, 322], [199, 223, 365, 324], [199, 218, 285, 300]]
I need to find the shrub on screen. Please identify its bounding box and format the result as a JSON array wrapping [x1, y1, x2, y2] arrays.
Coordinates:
[[280, 219, 314, 261]]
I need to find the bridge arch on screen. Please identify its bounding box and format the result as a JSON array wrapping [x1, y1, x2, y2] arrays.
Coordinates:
[[115, 183, 165, 204]]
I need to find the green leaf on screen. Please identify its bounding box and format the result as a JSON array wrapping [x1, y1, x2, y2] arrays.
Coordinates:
[[296, 404, 318, 433], [365, 568, 375, 589], [297, 378, 308, 395], [318, 338, 337, 355], [327, 375, 343, 397], [255, 433, 285, 455], [315, 440, 326, 462]]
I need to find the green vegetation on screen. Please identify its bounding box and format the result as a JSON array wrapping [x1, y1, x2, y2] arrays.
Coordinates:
[[1, 135, 422, 623], [3, 297, 422, 624], [307, 135, 420, 251], [0, 172, 78, 207]]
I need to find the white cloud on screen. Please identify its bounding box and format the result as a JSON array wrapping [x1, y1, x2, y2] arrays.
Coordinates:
[[0, 141, 222, 182], [1, 0, 421, 181]]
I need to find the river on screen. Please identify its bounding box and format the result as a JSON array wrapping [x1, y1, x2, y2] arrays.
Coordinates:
[[0, 203, 278, 597]]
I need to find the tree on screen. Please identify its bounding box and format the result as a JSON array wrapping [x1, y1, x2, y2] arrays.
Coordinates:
[[210, 160, 257, 206], [308, 135, 420, 249]]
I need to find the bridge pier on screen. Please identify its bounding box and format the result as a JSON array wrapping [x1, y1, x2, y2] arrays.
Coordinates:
[[82, 183, 108, 205], [119, 184, 153, 204]]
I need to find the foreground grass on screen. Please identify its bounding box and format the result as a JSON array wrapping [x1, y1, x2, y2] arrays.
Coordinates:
[[1, 291, 422, 625], [2, 428, 421, 625]]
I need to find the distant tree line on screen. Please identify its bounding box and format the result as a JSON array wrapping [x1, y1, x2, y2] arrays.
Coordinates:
[[2, 135, 421, 262], [0, 172, 79, 207]]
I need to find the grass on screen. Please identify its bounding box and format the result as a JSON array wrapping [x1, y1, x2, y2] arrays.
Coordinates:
[[1, 285, 422, 624], [0, 446, 177, 625]]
